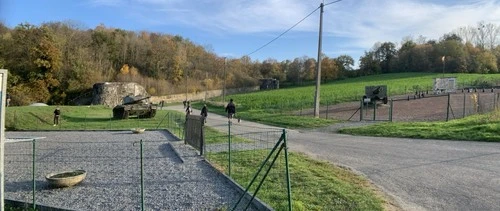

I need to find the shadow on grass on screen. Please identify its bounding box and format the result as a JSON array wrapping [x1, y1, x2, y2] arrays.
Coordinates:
[[63, 115, 155, 123], [28, 112, 51, 125]]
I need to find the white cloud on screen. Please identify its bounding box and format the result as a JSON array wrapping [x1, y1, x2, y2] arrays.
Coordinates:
[[331, 0, 500, 50], [87, 0, 500, 61], [98, 0, 500, 39]]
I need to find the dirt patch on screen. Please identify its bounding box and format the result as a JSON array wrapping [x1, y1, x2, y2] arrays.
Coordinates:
[[298, 91, 500, 122]]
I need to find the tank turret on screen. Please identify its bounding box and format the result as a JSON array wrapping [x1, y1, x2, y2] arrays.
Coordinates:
[[113, 95, 157, 119]]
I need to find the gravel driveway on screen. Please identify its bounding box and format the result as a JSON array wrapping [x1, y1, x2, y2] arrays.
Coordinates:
[[5, 131, 257, 210]]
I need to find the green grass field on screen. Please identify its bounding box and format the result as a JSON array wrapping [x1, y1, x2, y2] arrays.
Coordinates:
[[4, 105, 186, 136], [339, 109, 500, 142]]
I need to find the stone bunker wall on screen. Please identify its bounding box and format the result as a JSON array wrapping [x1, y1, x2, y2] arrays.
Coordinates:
[[92, 82, 149, 107]]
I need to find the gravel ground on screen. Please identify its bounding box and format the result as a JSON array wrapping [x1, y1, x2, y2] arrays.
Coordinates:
[[5, 131, 256, 211]]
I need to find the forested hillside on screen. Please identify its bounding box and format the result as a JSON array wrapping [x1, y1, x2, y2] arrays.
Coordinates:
[[0, 21, 498, 105]]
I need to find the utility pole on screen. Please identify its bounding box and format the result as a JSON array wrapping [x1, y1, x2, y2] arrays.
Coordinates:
[[185, 68, 188, 103], [205, 72, 208, 102], [223, 57, 227, 103], [313, 2, 324, 118]]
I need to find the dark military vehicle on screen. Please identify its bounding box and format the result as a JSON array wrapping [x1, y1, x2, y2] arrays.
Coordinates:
[[363, 85, 388, 104], [113, 95, 157, 119]]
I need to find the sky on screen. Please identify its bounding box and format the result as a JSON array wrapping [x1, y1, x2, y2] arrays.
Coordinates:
[[1, 0, 500, 67]]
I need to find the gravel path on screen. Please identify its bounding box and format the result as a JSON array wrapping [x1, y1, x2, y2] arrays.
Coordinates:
[[5, 131, 256, 211]]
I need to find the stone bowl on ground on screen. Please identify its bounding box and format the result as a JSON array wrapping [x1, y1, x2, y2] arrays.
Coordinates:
[[45, 170, 87, 188], [132, 128, 146, 134]]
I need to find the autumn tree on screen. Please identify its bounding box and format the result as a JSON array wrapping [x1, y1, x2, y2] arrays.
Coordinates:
[[3, 24, 62, 104]]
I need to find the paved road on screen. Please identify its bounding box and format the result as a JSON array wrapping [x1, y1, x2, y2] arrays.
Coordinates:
[[169, 105, 500, 211]]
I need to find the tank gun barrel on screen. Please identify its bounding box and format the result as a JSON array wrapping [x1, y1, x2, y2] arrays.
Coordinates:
[[123, 96, 151, 105]]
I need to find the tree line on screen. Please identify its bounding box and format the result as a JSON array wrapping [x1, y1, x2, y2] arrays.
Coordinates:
[[359, 22, 500, 75], [0, 21, 498, 106]]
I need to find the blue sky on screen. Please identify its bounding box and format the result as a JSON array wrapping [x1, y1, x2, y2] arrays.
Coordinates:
[[1, 0, 500, 66]]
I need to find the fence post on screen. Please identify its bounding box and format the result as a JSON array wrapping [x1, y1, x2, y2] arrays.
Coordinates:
[[32, 139, 36, 210], [493, 94, 498, 110], [463, 93, 466, 118], [359, 99, 363, 121], [446, 93, 450, 122], [283, 129, 292, 211], [228, 120, 232, 177], [478, 93, 481, 113], [389, 99, 393, 122], [494, 93, 496, 110], [373, 102, 376, 121], [326, 101, 329, 119], [140, 139, 144, 211]]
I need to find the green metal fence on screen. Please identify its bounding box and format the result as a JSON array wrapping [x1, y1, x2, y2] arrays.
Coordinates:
[[203, 124, 293, 210]]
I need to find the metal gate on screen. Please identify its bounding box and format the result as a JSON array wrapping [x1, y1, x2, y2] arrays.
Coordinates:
[[184, 114, 205, 155]]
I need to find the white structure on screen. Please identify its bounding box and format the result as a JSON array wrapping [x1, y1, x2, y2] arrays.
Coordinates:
[[0, 69, 8, 210], [433, 77, 457, 94]]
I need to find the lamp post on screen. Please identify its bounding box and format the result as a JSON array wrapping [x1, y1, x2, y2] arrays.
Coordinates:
[[442, 56, 446, 78]]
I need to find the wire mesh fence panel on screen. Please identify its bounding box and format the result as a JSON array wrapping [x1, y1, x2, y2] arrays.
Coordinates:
[[359, 102, 392, 121], [5, 137, 138, 210], [390, 94, 449, 121], [449, 92, 500, 120], [4, 140, 35, 208], [204, 129, 295, 210], [4, 131, 255, 210]]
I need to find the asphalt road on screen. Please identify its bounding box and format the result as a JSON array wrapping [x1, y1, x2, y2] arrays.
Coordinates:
[[169, 105, 500, 211]]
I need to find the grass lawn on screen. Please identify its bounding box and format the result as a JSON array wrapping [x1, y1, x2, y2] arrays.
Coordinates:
[[339, 110, 500, 142], [4, 105, 186, 137], [204, 126, 253, 144], [207, 150, 384, 211]]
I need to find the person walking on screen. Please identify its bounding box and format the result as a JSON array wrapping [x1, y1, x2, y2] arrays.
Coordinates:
[[200, 104, 208, 123], [225, 99, 236, 122], [53, 107, 61, 126], [185, 101, 192, 117]]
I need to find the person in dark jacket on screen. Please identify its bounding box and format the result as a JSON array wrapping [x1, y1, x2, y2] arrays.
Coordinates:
[[185, 101, 192, 117], [225, 99, 236, 121], [200, 104, 208, 123], [53, 107, 61, 126]]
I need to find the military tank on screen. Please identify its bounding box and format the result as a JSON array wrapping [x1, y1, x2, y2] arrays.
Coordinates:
[[113, 95, 157, 119]]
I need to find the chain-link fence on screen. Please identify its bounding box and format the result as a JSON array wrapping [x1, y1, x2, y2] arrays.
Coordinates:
[[4, 131, 255, 210]]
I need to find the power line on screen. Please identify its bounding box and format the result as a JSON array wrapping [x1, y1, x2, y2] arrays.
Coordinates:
[[246, 6, 321, 57], [325, 0, 342, 6], [246, 0, 343, 57]]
